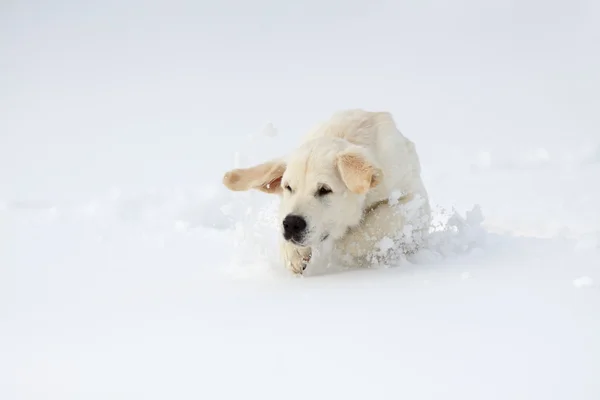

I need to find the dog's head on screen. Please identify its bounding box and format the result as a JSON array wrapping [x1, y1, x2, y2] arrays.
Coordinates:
[[223, 137, 383, 248]]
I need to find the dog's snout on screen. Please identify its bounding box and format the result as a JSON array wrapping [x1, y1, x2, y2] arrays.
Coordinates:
[[283, 214, 307, 239]]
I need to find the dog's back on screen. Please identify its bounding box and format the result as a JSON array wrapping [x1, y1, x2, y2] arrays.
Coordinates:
[[303, 109, 384, 145]]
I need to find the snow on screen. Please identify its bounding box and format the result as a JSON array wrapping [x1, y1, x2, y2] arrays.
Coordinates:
[[2, 1, 600, 399], [573, 276, 595, 288]]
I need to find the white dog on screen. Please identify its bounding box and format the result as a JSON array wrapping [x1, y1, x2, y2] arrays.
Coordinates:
[[223, 109, 430, 275]]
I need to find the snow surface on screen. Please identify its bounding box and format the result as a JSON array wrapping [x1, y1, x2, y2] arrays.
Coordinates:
[[2, 1, 600, 399]]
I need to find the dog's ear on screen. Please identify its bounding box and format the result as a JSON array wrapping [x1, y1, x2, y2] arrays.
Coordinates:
[[223, 160, 286, 194], [336, 147, 382, 194]]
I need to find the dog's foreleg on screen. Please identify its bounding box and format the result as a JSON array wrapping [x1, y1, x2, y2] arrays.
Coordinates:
[[336, 203, 406, 267], [280, 239, 312, 275]]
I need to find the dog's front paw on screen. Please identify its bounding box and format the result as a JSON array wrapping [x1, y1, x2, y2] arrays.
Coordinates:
[[287, 253, 311, 275], [281, 242, 312, 275]]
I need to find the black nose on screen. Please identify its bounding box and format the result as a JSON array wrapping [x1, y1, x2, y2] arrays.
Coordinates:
[[282, 214, 307, 239]]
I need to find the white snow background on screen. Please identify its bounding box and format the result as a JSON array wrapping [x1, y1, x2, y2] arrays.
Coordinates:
[[1, 1, 600, 399]]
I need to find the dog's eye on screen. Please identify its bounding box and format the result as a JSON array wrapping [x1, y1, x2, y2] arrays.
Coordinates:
[[316, 185, 332, 197], [284, 184, 293, 192]]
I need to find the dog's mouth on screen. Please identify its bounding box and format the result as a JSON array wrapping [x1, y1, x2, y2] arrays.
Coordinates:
[[289, 238, 305, 246], [284, 234, 308, 247], [284, 230, 329, 246]]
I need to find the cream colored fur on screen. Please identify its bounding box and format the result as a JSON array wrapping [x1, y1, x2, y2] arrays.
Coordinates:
[[223, 109, 430, 275]]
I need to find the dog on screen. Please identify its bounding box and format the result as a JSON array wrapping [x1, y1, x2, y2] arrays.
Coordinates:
[[222, 109, 431, 275]]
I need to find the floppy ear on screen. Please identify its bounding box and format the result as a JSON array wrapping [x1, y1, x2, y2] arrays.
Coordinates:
[[336, 148, 382, 194], [222, 160, 286, 194]]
